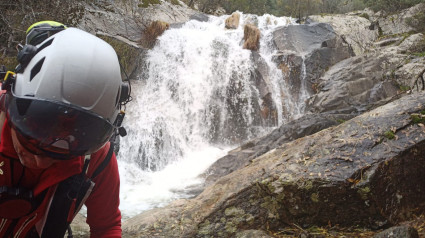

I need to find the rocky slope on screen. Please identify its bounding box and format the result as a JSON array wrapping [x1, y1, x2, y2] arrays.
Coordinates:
[[120, 3, 425, 238], [123, 90, 425, 237]]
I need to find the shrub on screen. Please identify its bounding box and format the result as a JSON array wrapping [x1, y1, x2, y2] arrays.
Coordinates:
[[138, 0, 161, 8], [359, 13, 370, 20], [363, 0, 424, 13], [406, 12, 425, 33]]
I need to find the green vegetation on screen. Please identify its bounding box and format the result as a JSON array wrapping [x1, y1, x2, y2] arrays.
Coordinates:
[[407, 12, 425, 34], [411, 113, 425, 124], [170, 0, 181, 5], [363, 0, 424, 13], [183, 0, 367, 17], [359, 13, 370, 20], [384, 130, 395, 139], [357, 186, 371, 200], [399, 85, 411, 92], [183, 0, 425, 18], [138, 0, 161, 8], [413, 52, 425, 57], [0, 0, 84, 60]]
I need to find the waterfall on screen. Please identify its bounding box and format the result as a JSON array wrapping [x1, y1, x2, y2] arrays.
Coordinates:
[[117, 13, 303, 218]]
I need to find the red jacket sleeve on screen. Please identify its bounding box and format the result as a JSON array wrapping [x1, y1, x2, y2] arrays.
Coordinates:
[[85, 150, 122, 238]]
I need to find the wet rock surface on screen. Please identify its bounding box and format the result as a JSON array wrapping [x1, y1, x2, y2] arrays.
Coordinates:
[[202, 113, 354, 187], [272, 22, 353, 99], [123, 92, 425, 237], [308, 13, 379, 56]]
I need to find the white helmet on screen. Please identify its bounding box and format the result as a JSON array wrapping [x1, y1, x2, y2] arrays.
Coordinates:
[[5, 28, 127, 159], [15, 27, 122, 123]]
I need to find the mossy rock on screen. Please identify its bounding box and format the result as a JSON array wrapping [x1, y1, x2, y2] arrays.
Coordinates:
[[98, 35, 142, 79]]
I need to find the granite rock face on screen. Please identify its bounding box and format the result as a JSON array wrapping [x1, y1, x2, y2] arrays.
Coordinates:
[[123, 92, 425, 237], [272, 22, 354, 103]]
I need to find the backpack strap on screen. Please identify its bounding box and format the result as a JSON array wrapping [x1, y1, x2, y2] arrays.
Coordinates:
[[91, 141, 114, 179], [41, 157, 93, 238], [40, 142, 115, 237]]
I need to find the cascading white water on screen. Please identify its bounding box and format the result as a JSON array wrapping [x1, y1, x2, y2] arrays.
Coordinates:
[[117, 13, 304, 219]]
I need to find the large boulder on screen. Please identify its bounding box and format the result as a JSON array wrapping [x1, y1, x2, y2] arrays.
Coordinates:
[[243, 24, 260, 51], [306, 32, 425, 115], [377, 3, 425, 36], [225, 12, 241, 29], [123, 91, 425, 237], [250, 52, 278, 127], [272, 22, 353, 101], [374, 225, 419, 238], [140, 20, 170, 48], [78, 1, 197, 43], [202, 112, 353, 187], [305, 53, 400, 114], [308, 14, 379, 55]]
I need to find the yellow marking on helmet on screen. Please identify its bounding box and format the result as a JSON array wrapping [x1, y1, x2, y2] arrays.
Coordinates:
[[26, 21, 66, 34]]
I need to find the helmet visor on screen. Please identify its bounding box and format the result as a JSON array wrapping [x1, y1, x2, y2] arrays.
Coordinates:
[[5, 93, 115, 160]]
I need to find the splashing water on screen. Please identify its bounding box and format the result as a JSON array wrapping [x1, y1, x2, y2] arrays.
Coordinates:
[[118, 13, 304, 218]]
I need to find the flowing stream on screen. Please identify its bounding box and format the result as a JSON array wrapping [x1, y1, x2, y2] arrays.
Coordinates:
[[117, 13, 306, 219]]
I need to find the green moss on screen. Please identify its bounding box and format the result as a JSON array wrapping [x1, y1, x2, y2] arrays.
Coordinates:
[[169, 0, 181, 5], [336, 119, 346, 124], [384, 131, 395, 140], [399, 85, 411, 92], [225, 221, 238, 233], [245, 214, 255, 225], [413, 52, 425, 57], [198, 220, 211, 236], [306, 226, 324, 233], [224, 207, 245, 217], [260, 196, 281, 219], [358, 186, 371, 200], [359, 13, 370, 20], [138, 0, 161, 8], [411, 114, 425, 124], [301, 180, 314, 190], [311, 193, 319, 203]]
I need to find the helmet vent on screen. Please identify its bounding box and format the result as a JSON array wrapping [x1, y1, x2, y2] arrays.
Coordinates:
[[115, 87, 120, 107], [30, 57, 45, 82], [36, 38, 54, 54]]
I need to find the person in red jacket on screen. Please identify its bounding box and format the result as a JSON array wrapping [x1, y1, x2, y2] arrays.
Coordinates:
[[0, 26, 130, 237]]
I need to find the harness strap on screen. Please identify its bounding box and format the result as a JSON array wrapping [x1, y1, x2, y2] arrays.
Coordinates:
[[41, 142, 115, 237], [91, 141, 114, 179]]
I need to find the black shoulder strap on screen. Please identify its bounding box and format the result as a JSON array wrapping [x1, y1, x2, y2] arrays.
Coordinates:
[[91, 141, 114, 179], [41, 142, 115, 237]]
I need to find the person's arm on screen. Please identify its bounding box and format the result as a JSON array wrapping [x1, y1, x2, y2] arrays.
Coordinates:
[[85, 151, 122, 238]]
